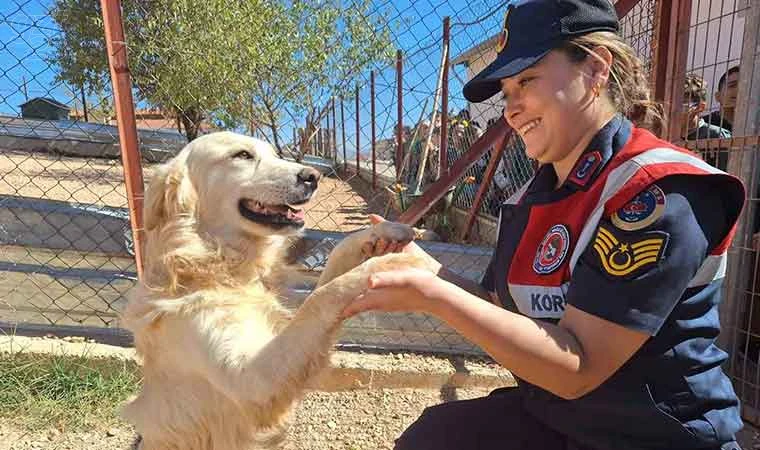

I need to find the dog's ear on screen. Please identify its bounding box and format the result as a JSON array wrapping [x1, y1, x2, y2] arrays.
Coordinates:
[[143, 161, 197, 231]]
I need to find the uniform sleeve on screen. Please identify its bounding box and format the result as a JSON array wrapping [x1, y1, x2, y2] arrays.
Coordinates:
[[565, 176, 729, 335], [481, 257, 496, 292]]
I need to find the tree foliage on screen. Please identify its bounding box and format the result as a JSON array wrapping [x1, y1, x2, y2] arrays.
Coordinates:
[[48, 0, 394, 143]]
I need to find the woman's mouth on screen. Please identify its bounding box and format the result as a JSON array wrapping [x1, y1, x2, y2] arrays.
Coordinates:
[[519, 118, 541, 136]]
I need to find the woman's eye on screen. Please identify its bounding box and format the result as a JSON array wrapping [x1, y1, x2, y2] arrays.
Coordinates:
[[519, 77, 534, 87], [232, 150, 253, 160]]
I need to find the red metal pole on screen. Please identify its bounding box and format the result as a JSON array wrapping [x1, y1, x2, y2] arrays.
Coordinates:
[[331, 97, 337, 164], [650, 0, 689, 141], [396, 49, 403, 177], [371, 70, 377, 190], [100, 0, 145, 279], [399, 118, 511, 225], [355, 84, 360, 175], [325, 102, 330, 159], [666, 0, 691, 143], [460, 134, 511, 241], [440, 16, 450, 176], [340, 97, 346, 172], [614, 0, 642, 19]]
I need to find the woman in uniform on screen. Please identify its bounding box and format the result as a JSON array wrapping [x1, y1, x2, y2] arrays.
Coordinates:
[[341, 0, 747, 449]]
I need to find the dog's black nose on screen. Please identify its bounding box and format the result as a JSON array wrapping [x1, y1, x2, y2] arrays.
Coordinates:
[[297, 167, 321, 187]]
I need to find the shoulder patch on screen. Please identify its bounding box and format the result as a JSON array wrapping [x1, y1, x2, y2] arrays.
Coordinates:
[[611, 184, 666, 231], [590, 225, 669, 279], [567, 151, 602, 188]]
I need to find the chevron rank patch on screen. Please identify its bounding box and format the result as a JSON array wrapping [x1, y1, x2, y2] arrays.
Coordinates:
[[590, 225, 669, 279]]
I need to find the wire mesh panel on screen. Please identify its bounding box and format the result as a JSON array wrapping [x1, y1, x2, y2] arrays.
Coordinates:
[[667, 0, 760, 426], [9, 0, 759, 367], [0, 0, 138, 330]]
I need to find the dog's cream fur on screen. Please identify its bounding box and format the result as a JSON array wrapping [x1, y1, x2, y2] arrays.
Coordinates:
[[121, 132, 432, 450]]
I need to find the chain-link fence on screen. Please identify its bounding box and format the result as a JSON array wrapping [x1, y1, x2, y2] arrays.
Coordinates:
[[0, 0, 138, 331], [2, 0, 760, 375]]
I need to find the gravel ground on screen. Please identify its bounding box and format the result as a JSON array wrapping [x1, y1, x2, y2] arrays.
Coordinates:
[[3, 388, 760, 450], [0, 387, 491, 450]]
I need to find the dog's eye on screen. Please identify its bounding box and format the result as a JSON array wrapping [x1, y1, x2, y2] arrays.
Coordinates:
[[232, 150, 254, 160]]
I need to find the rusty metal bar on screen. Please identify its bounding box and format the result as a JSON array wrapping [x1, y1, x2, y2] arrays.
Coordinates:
[[331, 97, 337, 164], [399, 118, 511, 225], [680, 135, 760, 151], [100, 0, 145, 279], [323, 102, 329, 158], [615, 0, 641, 18], [440, 17, 451, 176], [396, 49, 404, 176], [666, 0, 691, 143], [340, 97, 346, 172], [371, 70, 377, 190], [651, 0, 691, 141], [355, 84, 360, 175], [460, 130, 512, 241], [650, 0, 672, 138]]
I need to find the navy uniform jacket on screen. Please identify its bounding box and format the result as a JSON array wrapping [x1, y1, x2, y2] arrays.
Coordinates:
[[481, 116, 746, 450]]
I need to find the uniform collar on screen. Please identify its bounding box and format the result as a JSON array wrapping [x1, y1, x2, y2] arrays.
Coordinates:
[[522, 115, 631, 203]]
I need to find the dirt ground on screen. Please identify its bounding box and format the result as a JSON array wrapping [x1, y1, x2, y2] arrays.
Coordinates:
[[0, 149, 392, 232], [2, 388, 760, 450], [0, 387, 492, 450]]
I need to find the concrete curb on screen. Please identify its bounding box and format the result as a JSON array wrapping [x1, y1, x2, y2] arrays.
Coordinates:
[[0, 335, 515, 392]]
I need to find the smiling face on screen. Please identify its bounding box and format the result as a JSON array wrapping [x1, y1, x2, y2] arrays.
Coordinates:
[[500, 48, 612, 168], [182, 132, 320, 238]]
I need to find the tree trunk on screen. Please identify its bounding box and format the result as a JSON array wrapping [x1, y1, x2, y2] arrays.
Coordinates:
[[263, 101, 283, 157], [178, 107, 202, 141]]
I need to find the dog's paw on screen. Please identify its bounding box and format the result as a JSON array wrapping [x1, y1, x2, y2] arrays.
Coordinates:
[[361, 221, 416, 257]]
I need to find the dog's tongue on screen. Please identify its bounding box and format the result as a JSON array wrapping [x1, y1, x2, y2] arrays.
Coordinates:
[[287, 208, 305, 221]]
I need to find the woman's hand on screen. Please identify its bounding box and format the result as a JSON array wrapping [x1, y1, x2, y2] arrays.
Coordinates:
[[341, 268, 444, 318]]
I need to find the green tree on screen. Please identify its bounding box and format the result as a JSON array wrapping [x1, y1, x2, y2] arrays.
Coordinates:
[[47, 0, 394, 144]]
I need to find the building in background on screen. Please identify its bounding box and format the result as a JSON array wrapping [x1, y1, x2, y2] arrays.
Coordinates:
[[19, 97, 70, 121]]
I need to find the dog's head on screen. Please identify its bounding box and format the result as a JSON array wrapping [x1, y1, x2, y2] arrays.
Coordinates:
[[142, 132, 320, 291], [145, 131, 320, 239]]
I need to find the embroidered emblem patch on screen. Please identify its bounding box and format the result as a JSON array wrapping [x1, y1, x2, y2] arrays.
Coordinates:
[[533, 224, 570, 275], [592, 225, 668, 278], [611, 184, 666, 231], [496, 8, 510, 53], [567, 151, 602, 187]]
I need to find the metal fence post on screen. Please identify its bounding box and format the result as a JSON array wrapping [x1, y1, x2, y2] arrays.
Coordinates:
[[100, 0, 145, 279], [331, 97, 337, 165], [355, 84, 360, 175], [371, 70, 377, 190], [440, 17, 450, 176], [396, 49, 403, 176], [341, 97, 347, 172]]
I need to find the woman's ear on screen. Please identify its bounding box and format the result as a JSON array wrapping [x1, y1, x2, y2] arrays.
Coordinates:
[[588, 45, 613, 89]]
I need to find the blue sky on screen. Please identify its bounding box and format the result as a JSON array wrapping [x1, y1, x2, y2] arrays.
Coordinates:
[[0, 0, 508, 151]]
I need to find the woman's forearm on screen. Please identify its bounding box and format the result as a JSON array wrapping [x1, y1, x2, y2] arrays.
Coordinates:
[[426, 279, 588, 399], [437, 267, 494, 302]]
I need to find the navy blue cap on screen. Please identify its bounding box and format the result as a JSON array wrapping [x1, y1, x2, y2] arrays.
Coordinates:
[[463, 0, 620, 103]]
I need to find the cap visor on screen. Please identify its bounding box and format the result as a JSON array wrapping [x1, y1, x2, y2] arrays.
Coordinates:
[[463, 45, 553, 103]]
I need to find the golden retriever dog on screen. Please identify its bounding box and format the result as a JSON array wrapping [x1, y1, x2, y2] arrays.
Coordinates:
[[121, 131, 432, 450]]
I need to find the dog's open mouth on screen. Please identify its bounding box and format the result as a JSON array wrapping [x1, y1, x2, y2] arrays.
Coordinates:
[[239, 199, 306, 228]]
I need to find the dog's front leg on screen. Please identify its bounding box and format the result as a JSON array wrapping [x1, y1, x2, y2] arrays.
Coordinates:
[[316, 221, 416, 287], [194, 254, 431, 419]]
